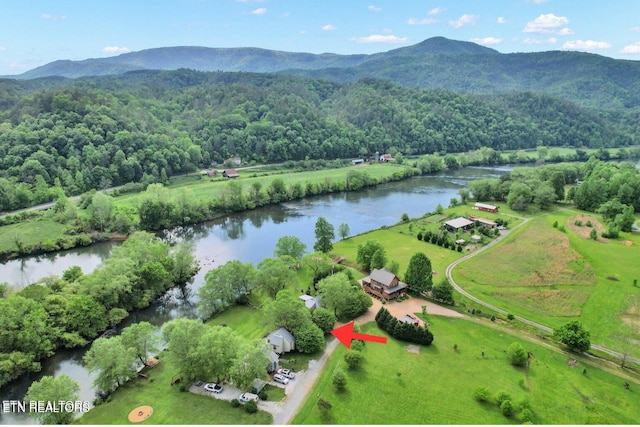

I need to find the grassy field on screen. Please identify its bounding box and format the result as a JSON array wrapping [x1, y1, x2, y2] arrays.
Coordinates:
[[0, 217, 69, 254], [292, 319, 640, 425], [113, 163, 409, 210], [74, 351, 273, 425], [453, 209, 640, 356]]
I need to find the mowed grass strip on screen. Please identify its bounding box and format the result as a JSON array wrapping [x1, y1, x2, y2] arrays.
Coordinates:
[[74, 352, 273, 425], [334, 227, 464, 279], [292, 319, 640, 425], [0, 218, 69, 253]]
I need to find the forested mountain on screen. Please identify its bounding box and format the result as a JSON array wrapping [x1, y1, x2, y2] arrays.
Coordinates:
[[8, 37, 640, 112], [11, 37, 497, 80], [0, 69, 636, 211]]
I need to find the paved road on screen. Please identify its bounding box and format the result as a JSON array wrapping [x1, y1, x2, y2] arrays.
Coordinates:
[[445, 215, 640, 366]]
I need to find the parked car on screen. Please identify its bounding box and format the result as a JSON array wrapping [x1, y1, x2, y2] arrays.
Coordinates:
[[204, 383, 223, 393], [239, 392, 260, 404], [276, 368, 295, 379], [273, 374, 289, 385]]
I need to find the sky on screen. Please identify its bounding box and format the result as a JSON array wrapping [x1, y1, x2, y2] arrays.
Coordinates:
[[1, 0, 639, 76]]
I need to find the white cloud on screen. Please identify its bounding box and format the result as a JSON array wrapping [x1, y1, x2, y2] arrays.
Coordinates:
[[102, 46, 131, 54], [631, 26, 640, 32], [352, 34, 410, 44], [236, 0, 265, 3], [557, 27, 574, 36], [497, 17, 506, 24], [250, 8, 267, 15], [527, 0, 549, 3], [41, 13, 67, 20], [621, 42, 640, 54], [322, 24, 336, 31], [428, 7, 445, 15], [408, 17, 437, 26], [281, 12, 290, 18], [368, 5, 382, 12], [523, 37, 557, 44], [449, 14, 478, 28], [470, 37, 502, 45], [562, 40, 612, 51], [523, 13, 569, 34], [0, 46, 6, 52]]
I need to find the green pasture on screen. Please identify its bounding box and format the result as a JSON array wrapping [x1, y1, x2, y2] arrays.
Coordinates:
[[452, 210, 640, 356], [0, 218, 68, 254], [113, 163, 407, 210], [74, 351, 273, 425], [292, 319, 640, 425]]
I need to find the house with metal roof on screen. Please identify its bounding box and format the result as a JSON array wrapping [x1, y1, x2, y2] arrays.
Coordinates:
[[361, 267, 408, 301], [444, 217, 474, 233], [267, 328, 295, 354]]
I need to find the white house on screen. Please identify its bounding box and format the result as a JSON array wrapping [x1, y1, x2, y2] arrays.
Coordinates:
[[267, 328, 295, 354]]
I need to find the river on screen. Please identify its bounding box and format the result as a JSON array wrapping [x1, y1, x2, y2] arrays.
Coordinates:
[[0, 165, 510, 425]]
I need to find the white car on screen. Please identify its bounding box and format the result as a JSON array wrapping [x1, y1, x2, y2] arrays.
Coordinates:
[[204, 383, 223, 393], [273, 373, 289, 385], [276, 368, 295, 379], [239, 392, 259, 404]]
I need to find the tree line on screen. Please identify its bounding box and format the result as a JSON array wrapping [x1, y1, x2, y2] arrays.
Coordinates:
[[1, 69, 637, 211], [0, 232, 198, 387]]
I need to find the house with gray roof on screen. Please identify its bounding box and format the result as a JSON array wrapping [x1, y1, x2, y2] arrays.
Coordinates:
[[444, 217, 474, 233], [299, 294, 322, 309], [361, 267, 408, 301], [267, 327, 295, 354]]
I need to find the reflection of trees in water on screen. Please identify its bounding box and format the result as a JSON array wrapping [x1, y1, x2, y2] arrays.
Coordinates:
[[159, 225, 210, 245]]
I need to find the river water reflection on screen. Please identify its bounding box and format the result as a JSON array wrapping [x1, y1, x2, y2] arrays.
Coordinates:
[[0, 166, 510, 424]]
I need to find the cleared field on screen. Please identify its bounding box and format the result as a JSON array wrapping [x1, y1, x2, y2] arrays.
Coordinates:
[[452, 210, 640, 356], [292, 319, 640, 425], [0, 218, 68, 254]]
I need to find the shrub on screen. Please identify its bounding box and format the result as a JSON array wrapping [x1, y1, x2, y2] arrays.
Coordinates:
[[496, 391, 511, 406], [500, 399, 514, 417], [507, 313, 515, 320], [344, 350, 363, 370], [258, 390, 268, 400], [586, 220, 593, 227], [230, 399, 240, 408], [317, 398, 332, 419], [519, 408, 534, 423], [179, 384, 187, 392], [590, 228, 598, 240], [552, 220, 558, 228], [351, 340, 365, 352], [244, 400, 258, 413], [507, 342, 528, 367], [332, 369, 347, 391], [473, 386, 491, 403]]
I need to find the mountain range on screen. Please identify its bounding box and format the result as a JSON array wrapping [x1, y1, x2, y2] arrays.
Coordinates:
[[5, 37, 640, 111]]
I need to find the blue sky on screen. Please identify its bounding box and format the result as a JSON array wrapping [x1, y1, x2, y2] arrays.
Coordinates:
[[1, 0, 639, 75]]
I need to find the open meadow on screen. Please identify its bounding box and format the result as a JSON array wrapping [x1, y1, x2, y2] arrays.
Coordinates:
[[453, 208, 640, 357], [292, 318, 640, 425]]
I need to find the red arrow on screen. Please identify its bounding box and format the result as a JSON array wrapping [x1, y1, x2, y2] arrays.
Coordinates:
[[331, 321, 387, 348]]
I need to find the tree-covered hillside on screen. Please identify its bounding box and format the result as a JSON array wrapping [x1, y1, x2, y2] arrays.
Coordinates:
[[0, 69, 636, 210]]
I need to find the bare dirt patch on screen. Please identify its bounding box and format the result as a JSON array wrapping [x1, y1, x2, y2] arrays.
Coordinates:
[[621, 240, 633, 246], [355, 296, 464, 326], [621, 297, 640, 328], [567, 215, 609, 243], [406, 345, 420, 354]]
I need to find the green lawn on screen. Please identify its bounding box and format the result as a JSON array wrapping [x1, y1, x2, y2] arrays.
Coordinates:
[[292, 319, 640, 425], [0, 218, 68, 253], [452, 209, 640, 357], [74, 352, 272, 425]]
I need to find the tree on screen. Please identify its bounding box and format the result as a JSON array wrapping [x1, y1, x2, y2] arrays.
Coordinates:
[[370, 248, 387, 270], [314, 217, 335, 253], [191, 326, 241, 383], [554, 321, 591, 352], [230, 340, 270, 391], [25, 375, 80, 425], [274, 235, 307, 260], [344, 350, 363, 369], [507, 342, 528, 367], [338, 223, 350, 239], [171, 242, 199, 285], [431, 278, 455, 304], [317, 272, 371, 319], [83, 336, 137, 394], [356, 240, 385, 272], [264, 290, 311, 334], [311, 307, 337, 334], [500, 399, 514, 417], [533, 182, 557, 210], [332, 369, 347, 391], [120, 321, 160, 366], [255, 257, 297, 299], [302, 251, 332, 281], [317, 398, 332, 419], [90, 192, 114, 232], [404, 252, 433, 292], [197, 261, 257, 318], [293, 323, 325, 353], [161, 318, 206, 369], [507, 182, 533, 211]]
